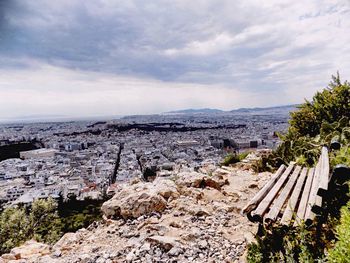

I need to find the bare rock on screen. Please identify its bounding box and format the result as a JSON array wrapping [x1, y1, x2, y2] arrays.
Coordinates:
[[198, 240, 208, 249], [1, 253, 17, 261], [177, 172, 228, 190], [168, 246, 184, 256], [102, 179, 180, 219], [8, 240, 50, 260], [146, 235, 179, 251], [53, 232, 79, 252], [152, 178, 180, 200]]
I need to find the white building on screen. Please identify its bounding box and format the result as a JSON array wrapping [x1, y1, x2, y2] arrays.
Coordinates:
[[20, 149, 58, 159]]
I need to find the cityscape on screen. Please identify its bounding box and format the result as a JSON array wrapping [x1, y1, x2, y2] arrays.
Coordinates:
[[0, 106, 292, 209]]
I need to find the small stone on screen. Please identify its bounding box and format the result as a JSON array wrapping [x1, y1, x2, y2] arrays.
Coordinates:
[[79, 253, 94, 263], [52, 249, 62, 257], [168, 247, 183, 256], [126, 251, 135, 262], [169, 221, 182, 228], [198, 240, 208, 249], [146, 235, 179, 251], [140, 242, 151, 252], [1, 253, 17, 260]]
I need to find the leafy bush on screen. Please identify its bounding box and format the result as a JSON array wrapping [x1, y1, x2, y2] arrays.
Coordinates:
[[0, 198, 61, 254], [289, 73, 350, 138], [0, 207, 29, 253], [58, 197, 103, 233], [328, 200, 350, 262], [247, 224, 325, 263], [221, 152, 249, 166], [274, 73, 350, 166], [0, 197, 104, 254]]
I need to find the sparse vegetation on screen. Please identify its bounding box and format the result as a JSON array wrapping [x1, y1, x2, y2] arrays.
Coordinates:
[[328, 199, 350, 262], [0, 198, 61, 254], [0, 197, 104, 254], [221, 152, 250, 166]]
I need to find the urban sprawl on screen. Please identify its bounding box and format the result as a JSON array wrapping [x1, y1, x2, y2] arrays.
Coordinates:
[[0, 110, 290, 208]]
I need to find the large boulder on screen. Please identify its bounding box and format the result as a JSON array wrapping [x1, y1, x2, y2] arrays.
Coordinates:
[[1, 240, 51, 262], [152, 178, 180, 200], [102, 179, 179, 219], [52, 232, 80, 252]]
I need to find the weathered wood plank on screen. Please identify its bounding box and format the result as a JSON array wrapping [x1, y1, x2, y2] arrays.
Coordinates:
[[250, 164, 294, 222], [265, 166, 302, 223], [281, 167, 308, 225], [294, 167, 315, 227], [317, 147, 330, 197], [242, 164, 286, 216], [305, 157, 322, 224], [312, 150, 325, 213]]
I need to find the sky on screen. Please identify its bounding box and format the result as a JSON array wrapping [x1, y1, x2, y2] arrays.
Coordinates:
[[0, 0, 350, 120]]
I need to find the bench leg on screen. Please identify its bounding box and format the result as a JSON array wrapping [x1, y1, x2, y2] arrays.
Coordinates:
[[257, 223, 265, 237]]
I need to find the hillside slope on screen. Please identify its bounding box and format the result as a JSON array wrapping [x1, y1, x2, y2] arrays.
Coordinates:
[[0, 167, 272, 263]]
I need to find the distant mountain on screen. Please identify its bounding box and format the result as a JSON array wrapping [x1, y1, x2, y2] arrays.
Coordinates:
[[164, 108, 224, 114], [164, 104, 299, 115], [230, 104, 300, 114]]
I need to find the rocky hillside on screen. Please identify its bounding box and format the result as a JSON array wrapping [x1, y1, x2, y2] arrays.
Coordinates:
[[0, 167, 272, 263]]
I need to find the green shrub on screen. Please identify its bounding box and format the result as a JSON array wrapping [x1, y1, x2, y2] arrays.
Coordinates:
[[247, 224, 325, 263], [328, 200, 350, 262], [221, 152, 250, 166], [271, 73, 350, 167], [0, 198, 62, 254], [289, 73, 350, 138], [0, 207, 29, 253], [221, 154, 240, 166], [0, 197, 104, 254]]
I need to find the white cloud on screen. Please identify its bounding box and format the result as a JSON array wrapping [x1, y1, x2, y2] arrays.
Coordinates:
[[0, 61, 304, 120], [164, 32, 235, 56]]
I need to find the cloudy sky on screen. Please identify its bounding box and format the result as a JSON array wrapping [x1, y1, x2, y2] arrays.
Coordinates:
[[0, 0, 349, 120]]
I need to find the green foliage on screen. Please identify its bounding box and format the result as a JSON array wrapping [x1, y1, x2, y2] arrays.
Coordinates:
[[0, 198, 61, 254], [0, 207, 29, 253], [58, 198, 103, 233], [331, 144, 350, 167], [289, 73, 350, 138], [328, 200, 350, 262], [247, 242, 263, 263], [0, 197, 104, 254], [247, 224, 325, 263], [221, 153, 240, 166], [273, 73, 350, 166], [29, 198, 62, 244], [251, 155, 275, 173], [221, 152, 249, 166]]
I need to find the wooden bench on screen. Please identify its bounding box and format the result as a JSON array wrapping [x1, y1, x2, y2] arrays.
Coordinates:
[[242, 146, 330, 226]]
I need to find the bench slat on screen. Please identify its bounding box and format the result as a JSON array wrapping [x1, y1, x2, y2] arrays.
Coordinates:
[[305, 157, 322, 224], [251, 164, 294, 222], [317, 147, 330, 197], [294, 167, 315, 226], [265, 166, 302, 223], [281, 167, 308, 225], [242, 164, 286, 216]]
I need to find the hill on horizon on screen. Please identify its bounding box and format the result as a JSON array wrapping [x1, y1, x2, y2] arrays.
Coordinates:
[[164, 104, 299, 115]]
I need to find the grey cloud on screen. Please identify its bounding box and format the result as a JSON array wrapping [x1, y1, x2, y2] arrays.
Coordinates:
[[0, 0, 350, 101]]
